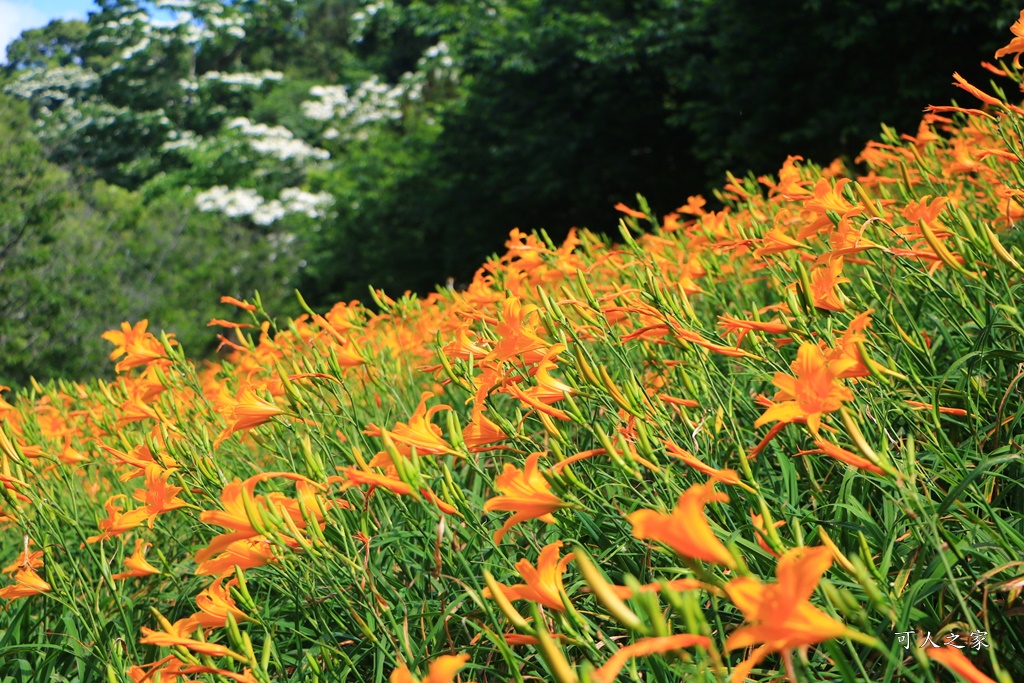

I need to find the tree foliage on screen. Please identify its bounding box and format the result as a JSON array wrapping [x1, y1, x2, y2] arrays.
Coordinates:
[[0, 93, 305, 385]]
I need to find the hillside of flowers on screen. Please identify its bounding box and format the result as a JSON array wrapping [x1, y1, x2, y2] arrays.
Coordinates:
[[4, 15, 1024, 683]]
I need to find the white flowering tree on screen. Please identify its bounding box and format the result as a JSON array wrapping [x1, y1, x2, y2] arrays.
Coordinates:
[[2, 0, 475, 319], [6, 0, 465, 229]]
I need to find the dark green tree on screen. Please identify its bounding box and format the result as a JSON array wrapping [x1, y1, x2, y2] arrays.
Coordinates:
[[672, 0, 1024, 183]]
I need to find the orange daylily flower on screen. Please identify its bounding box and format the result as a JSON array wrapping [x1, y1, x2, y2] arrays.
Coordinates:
[[755, 226, 808, 258], [470, 601, 578, 648], [2, 543, 42, 574], [671, 326, 754, 358], [390, 654, 470, 683], [926, 644, 998, 683], [717, 314, 790, 346], [628, 481, 735, 568], [760, 156, 813, 201], [952, 72, 1003, 108], [441, 324, 490, 363], [899, 196, 950, 241], [795, 439, 885, 476], [200, 473, 331, 544], [503, 381, 572, 421], [995, 9, 1024, 68], [200, 479, 262, 536], [657, 394, 699, 409], [754, 342, 856, 436], [99, 442, 177, 482], [901, 118, 942, 148], [485, 297, 550, 365], [675, 194, 706, 215], [614, 202, 647, 219], [132, 464, 187, 526], [140, 616, 247, 661], [128, 655, 190, 683], [808, 256, 849, 312], [484, 452, 567, 543], [462, 398, 507, 452], [724, 546, 850, 683], [500, 343, 575, 418], [371, 392, 455, 458], [824, 309, 875, 379], [592, 634, 710, 683], [663, 440, 741, 485], [208, 318, 255, 329], [58, 439, 89, 464], [530, 344, 575, 399], [102, 320, 176, 373], [309, 313, 367, 367], [0, 565, 50, 599], [750, 511, 786, 558], [482, 541, 575, 612], [87, 495, 151, 544], [191, 576, 252, 629], [500, 632, 571, 646], [215, 387, 286, 448], [111, 538, 161, 580], [798, 178, 862, 239], [334, 467, 459, 515], [195, 534, 277, 576], [753, 209, 807, 258], [905, 400, 968, 417], [824, 217, 882, 259], [220, 295, 257, 312], [117, 390, 162, 428]]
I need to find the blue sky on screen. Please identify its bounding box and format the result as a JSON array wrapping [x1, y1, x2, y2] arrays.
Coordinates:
[[1, 0, 97, 62]]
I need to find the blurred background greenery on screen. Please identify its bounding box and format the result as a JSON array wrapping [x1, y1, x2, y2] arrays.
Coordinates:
[[1, 0, 1020, 385]]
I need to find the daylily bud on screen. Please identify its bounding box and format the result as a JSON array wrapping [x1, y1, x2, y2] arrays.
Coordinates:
[[530, 603, 580, 683], [574, 548, 649, 635], [985, 223, 1024, 273], [482, 570, 533, 634], [572, 344, 601, 387]]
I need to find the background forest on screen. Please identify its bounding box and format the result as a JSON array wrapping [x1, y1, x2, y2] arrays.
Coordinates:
[[2, 0, 1021, 385]]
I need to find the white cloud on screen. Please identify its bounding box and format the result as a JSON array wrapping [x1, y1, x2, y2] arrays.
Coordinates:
[[0, 0, 49, 63]]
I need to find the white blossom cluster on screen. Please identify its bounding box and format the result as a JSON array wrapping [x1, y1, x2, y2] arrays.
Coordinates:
[[416, 40, 459, 89], [206, 12, 246, 39], [101, 10, 150, 30], [195, 186, 333, 225], [302, 76, 410, 125], [32, 99, 149, 144], [121, 37, 152, 60], [301, 41, 457, 140], [349, 1, 391, 43], [200, 70, 284, 87], [3, 66, 98, 103], [160, 129, 200, 151], [302, 75, 421, 141], [226, 117, 331, 161], [153, 0, 197, 9], [280, 188, 334, 217], [421, 41, 456, 70], [195, 186, 263, 218], [95, 0, 256, 58]]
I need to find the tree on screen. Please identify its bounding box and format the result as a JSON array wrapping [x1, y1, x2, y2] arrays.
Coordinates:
[[4, 19, 89, 69], [670, 0, 1024, 182]]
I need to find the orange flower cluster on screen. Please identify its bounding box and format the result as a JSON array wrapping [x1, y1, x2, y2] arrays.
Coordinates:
[[3, 15, 1024, 682]]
